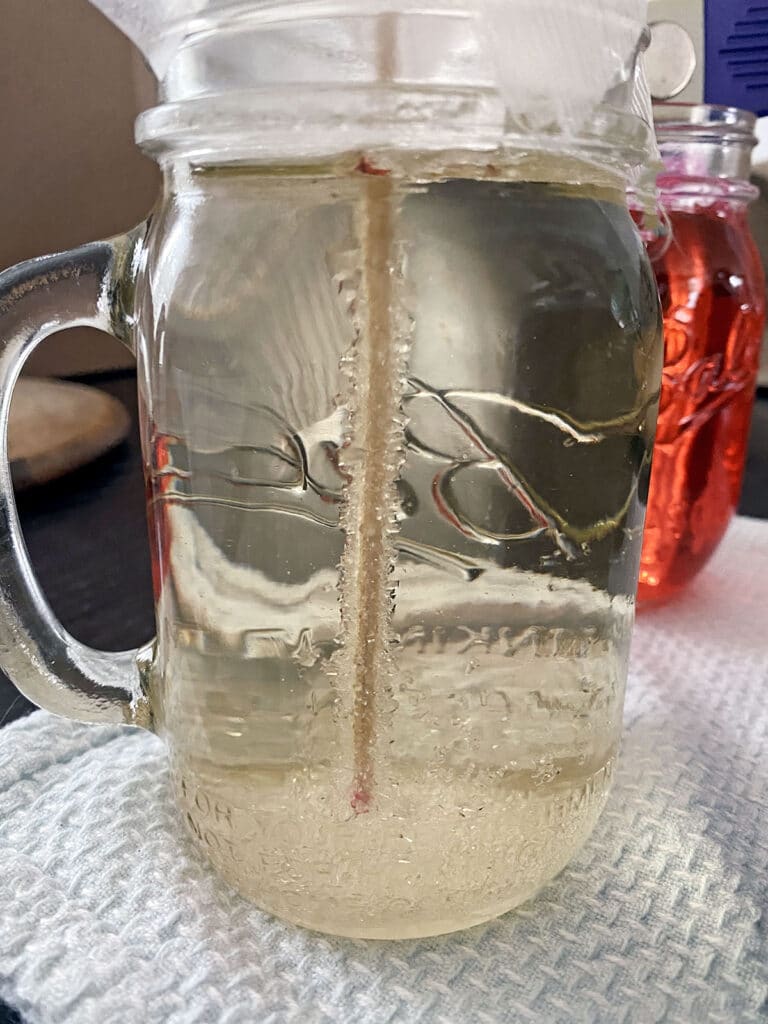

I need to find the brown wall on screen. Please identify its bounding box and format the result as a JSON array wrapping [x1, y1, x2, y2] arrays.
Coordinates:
[[0, 0, 160, 375]]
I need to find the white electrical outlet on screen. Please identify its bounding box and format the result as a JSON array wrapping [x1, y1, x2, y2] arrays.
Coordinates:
[[646, 0, 704, 102]]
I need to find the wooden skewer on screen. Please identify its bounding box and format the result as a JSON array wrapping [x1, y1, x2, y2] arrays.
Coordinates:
[[342, 12, 402, 813], [347, 169, 397, 813]]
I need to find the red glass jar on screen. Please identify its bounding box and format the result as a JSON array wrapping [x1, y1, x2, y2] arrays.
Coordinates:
[[639, 105, 766, 604]]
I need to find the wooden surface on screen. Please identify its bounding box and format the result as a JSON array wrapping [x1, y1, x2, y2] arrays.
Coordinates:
[[10, 378, 130, 489], [0, 373, 154, 732]]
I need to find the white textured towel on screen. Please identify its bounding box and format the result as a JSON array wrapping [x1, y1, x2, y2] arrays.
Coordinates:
[[1, 517, 767, 1024]]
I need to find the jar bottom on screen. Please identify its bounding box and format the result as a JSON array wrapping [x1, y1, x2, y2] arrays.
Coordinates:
[[251, 885, 546, 940], [182, 786, 611, 939]]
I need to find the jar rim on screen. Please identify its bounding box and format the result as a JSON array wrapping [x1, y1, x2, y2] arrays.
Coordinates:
[[653, 102, 757, 147], [132, 0, 657, 186], [137, 86, 654, 178]]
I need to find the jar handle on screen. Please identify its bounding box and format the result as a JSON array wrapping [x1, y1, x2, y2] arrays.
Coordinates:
[[0, 230, 153, 728]]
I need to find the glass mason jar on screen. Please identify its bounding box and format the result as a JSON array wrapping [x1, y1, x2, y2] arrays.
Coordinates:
[[0, 4, 662, 937], [638, 105, 766, 604]]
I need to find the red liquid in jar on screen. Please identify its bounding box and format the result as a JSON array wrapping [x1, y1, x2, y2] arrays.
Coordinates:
[[638, 189, 765, 603]]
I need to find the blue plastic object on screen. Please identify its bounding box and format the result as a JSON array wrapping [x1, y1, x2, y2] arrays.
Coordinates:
[[706, 0, 768, 115]]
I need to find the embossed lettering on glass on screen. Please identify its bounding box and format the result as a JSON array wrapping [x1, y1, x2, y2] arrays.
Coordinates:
[[0, 1, 663, 938], [638, 104, 766, 604]]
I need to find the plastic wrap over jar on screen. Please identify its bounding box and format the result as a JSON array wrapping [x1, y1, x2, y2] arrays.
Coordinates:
[[90, 0, 658, 179]]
